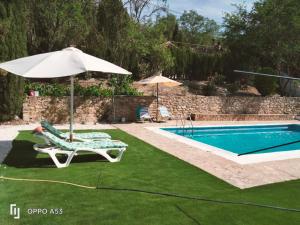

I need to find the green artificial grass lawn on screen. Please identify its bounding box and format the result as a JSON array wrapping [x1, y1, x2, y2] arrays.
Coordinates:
[[1, 129, 300, 225]]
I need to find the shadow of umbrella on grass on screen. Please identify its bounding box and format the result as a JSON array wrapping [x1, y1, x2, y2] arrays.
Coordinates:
[[2, 139, 52, 168], [2, 138, 110, 168]]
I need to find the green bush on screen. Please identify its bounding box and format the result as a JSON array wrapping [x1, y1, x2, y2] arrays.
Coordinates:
[[25, 81, 141, 97], [100, 88, 113, 97], [212, 73, 226, 86], [254, 67, 278, 96], [25, 82, 68, 97], [80, 85, 101, 97], [76, 85, 113, 97], [227, 82, 240, 94], [109, 75, 143, 96], [202, 82, 217, 96]]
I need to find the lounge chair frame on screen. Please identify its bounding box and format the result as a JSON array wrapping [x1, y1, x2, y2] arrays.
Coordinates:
[[34, 134, 126, 168], [158, 106, 172, 121], [137, 106, 153, 123]]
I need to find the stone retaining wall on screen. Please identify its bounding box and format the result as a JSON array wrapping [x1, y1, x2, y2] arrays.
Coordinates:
[[23, 96, 156, 123], [160, 96, 300, 116], [23, 96, 300, 123]]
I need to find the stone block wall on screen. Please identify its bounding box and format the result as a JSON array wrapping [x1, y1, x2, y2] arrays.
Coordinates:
[[23, 96, 300, 123], [23, 96, 156, 123], [159, 96, 300, 117], [113, 96, 156, 122]]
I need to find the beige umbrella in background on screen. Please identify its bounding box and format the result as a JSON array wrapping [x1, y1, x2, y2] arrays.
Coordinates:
[[137, 71, 182, 121]]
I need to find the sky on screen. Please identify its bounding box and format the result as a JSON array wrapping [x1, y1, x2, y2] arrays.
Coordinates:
[[167, 0, 257, 24]]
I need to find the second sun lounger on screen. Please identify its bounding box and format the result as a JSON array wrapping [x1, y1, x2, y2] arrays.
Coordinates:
[[41, 120, 111, 141], [159, 106, 172, 121], [136, 106, 153, 122]]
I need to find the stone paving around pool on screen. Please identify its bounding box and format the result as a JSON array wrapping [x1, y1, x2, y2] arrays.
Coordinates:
[[114, 120, 300, 189]]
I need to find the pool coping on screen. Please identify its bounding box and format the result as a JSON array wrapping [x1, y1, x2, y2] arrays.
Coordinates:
[[147, 123, 300, 165]]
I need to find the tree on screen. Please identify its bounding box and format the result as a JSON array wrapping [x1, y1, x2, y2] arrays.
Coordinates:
[[179, 10, 219, 44], [222, 4, 255, 81], [122, 20, 174, 78], [27, 0, 92, 54], [154, 14, 178, 41], [90, 0, 174, 78], [152, 12, 223, 80], [254, 67, 278, 96], [0, 0, 27, 121], [249, 0, 300, 74], [95, 0, 130, 65], [124, 0, 167, 22], [223, 0, 300, 80]]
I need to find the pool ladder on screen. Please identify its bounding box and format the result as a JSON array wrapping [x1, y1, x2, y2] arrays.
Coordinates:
[[175, 113, 194, 136]]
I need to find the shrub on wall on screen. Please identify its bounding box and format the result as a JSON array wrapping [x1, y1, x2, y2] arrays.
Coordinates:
[[227, 82, 240, 94], [109, 75, 143, 96], [25, 81, 141, 97], [25, 82, 68, 97], [254, 67, 278, 96], [202, 82, 217, 96], [74, 84, 113, 97], [212, 73, 226, 86]]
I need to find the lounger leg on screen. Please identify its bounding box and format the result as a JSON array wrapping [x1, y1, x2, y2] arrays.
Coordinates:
[[48, 151, 65, 168], [48, 150, 75, 168], [64, 151, 77, 167], [114, 148, 125, 162], [100, 148, 125, 163], [34, 144, 74, 168]]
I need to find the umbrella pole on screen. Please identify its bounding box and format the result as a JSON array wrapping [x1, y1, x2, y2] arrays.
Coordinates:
[[156, 83, 159, 122], [112, 86, 116, 123], [70, 75, 74, 141]]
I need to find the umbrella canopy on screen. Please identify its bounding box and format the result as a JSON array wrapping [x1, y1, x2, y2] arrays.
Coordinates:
[[137, 71, 181, 87], [137, 71, 182, 121], [0, 47, 131, 77], [0, 47, 131, 140]]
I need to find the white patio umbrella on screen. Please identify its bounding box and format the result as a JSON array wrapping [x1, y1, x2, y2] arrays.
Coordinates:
[[0, 47, 131, 140], [137, 71, 182, 121]]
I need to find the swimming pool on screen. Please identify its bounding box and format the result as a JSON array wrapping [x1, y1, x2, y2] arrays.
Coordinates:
[[157, 124, 300, 164]]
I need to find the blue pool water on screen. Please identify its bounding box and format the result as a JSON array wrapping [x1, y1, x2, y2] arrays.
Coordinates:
[[162, 124, 300, 155]]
